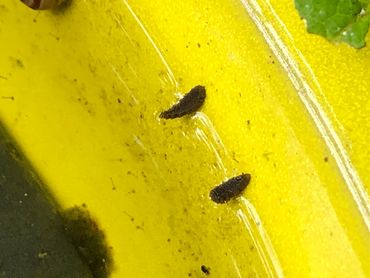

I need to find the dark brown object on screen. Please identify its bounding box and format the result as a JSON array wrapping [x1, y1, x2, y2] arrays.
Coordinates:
[[61, 206, 114, 278], [160, 85, 206, 119], [201, 265, 210, 275], [210, 173, 251, 204]]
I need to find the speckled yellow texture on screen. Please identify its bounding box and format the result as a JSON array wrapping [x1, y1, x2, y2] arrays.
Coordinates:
[[0, 0, 369, 277], [266, 0, 370, 193]]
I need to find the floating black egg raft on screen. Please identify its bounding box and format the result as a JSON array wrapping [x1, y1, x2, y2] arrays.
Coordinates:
[[160, 85, 206, 119], [210, 173, 251, 204]]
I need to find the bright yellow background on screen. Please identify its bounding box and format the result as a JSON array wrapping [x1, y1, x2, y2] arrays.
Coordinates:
[[0, 0, 369, 277]]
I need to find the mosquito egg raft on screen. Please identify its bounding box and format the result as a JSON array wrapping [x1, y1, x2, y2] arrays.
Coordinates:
[[20, 0, 65, 10], [160, 85, 206, 119], [210, 173, 251, 204]]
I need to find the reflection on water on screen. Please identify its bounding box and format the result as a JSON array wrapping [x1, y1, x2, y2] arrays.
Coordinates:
[[237, 197, 284, 278], [239, 0, 370, 231]]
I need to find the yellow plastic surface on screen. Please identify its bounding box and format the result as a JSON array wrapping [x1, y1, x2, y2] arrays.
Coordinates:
[[0, 0, 369, 277]]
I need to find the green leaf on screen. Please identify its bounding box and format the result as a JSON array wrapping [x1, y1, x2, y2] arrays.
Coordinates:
[[295, 0, 370, 48]]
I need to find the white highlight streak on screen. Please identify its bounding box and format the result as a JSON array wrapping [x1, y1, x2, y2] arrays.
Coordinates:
[[231, 255, 243, 278], [110, 64, 139, 104], [195, 127, 227, 175], [112, 13, 136, 48], [240, 0, 370, 230], [194, 112, 228, 156], [121, 0, 178, 87], [237, 197, 284, 278]]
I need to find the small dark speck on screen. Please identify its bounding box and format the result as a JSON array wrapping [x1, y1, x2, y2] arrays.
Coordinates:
[[1, 96, 15, 100], [231, 152, 239, 163], [246, 120, 250, 126], [188, 273, 192, 277], [324, 157, 329, 162], [263, 152, 272, 161], [197, 43, 201, 48], [16, 59, 24, 68], [56, 37, 60, 41], [33, 19, 37, 23], [201, 265, 210, 275], [167, 238, 171, 243], [272, 60, 275, 64], [117, 98, 122, 103], [141, 171, 147, 179], [110, 178, 116, 191], [82, 203, 87, 208]]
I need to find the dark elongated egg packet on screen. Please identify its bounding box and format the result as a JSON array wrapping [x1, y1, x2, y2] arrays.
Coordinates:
[[210, 173, 251, 204], [160, 85, 206, 119]]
